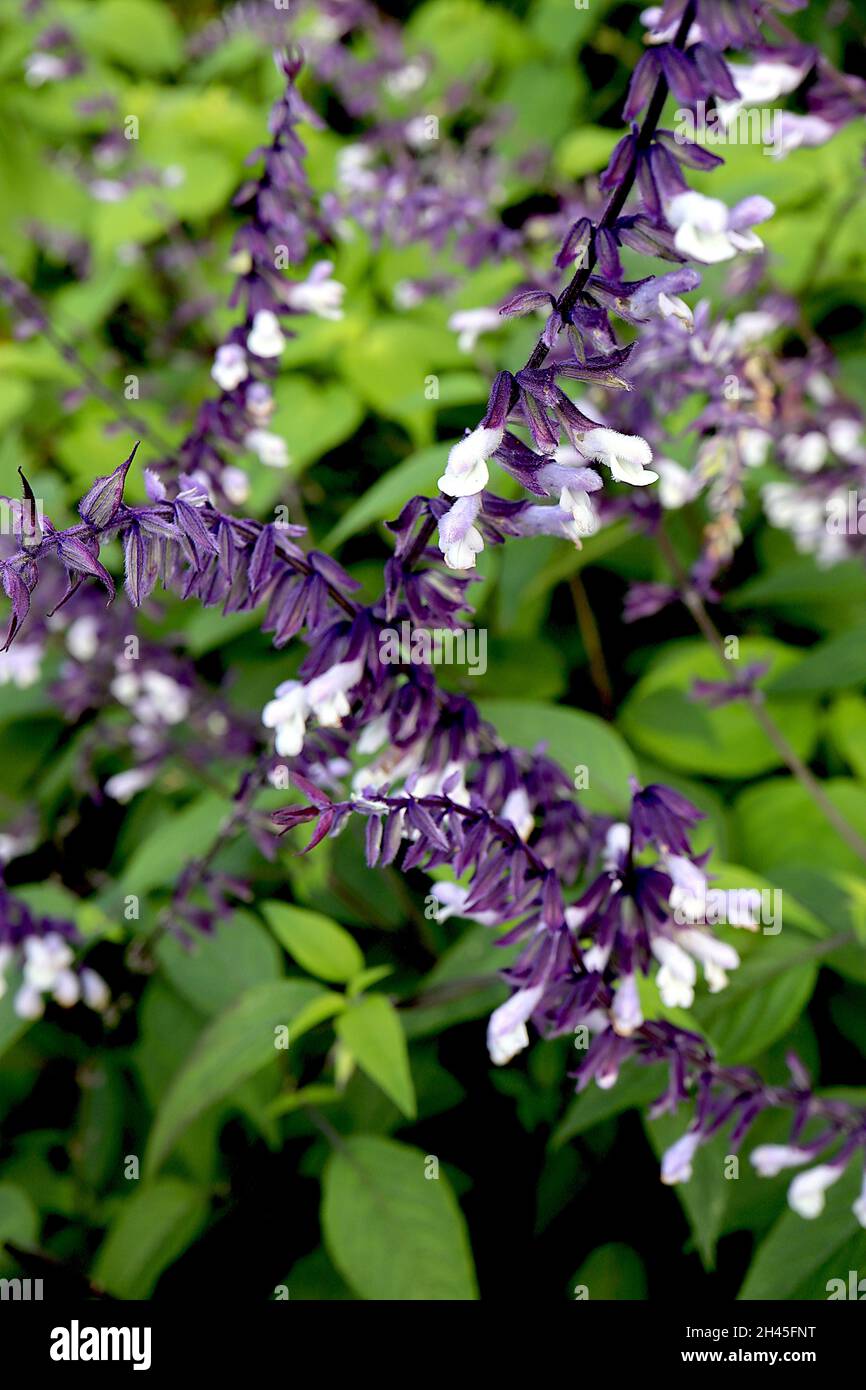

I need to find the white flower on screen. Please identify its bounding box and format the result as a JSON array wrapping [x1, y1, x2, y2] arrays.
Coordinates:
[[652, 936, 697, 1009], [581, 427, 657, 486], [657, 291, 694, 328], [501, 787, 534, 841], [769, 113, 834, 160], [337, 144, 377, 194], [211, 344, 248, 391], [80, 968, 110, 1012], [14, 983, 45, 1020], [304, 657, 364, 729], [729, 310, 779, 349], [854, 1171, 866, 1229], [135, 671, 190, 725], [559, 485, 597, 534], [66, 615, 100, 663], [612, 974, 643, 1036], [23, 933, 73, 991], [448, 308, 502, 353], [437, 495, 484, 570], [717, 59, 805, 126], [286, 263, 346, 320], [221, 466, 251, 505], [784, 431, 827, 474], [750, 1144, 811, 1178], [438, 426, 503, 498], [487, 985, 543, 1066], [246, 310, 286, 358], [787, 1164, 843, 1219], [739, 428, 772, 468], [0, 643, 42, 688], [603, 821, 630, 870], [384, 60, 427, 97], [245, 429, 290, 470], [25, 52, 67, 86], [667, 191, 774, 264], [104, 766, 156, 803], [661, 1130, 701, 1184], [828, 418, 862, 460], [677, 929, 740, 993], [656, 459, 696, 509], [262, 680, 308, 758]]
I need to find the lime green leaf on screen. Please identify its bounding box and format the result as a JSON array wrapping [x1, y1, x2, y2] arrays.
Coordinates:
[[335, 995, 416, 1119], [92, 1180, 208, 1298], [322, 1136, 477, 1299], [81, 0, 183, 74], [262, 901, 364, 983], [144, 980, 335, 1175]]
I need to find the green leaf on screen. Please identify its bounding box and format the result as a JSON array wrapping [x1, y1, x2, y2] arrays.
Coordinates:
[[826, 695, 866, 780], [324, 444, 447, 549], [555, 126, 620, 180], [144, 980, 336, 1175], [768, 621, 866, 694], [619, 638, 818, 778], [262, 901, 364, 983], [644, 1114, 729, 1270], [740, 1159, 866, 1300], [0, 972, 32, 1063], [92, 1180, 208, 1298], [322, 1136, 478, 1299], [0, 1183, 38, 1259], [111, 793, 235, 906], [156, 910, 283, 1016], [81, 0, 183, 74], [732, 777, 866, 878], [551, 1063, 667, 1148], [569, 1242, 647, 1300], [478, 697, 637, 813], [335, 995, 416, 1119]]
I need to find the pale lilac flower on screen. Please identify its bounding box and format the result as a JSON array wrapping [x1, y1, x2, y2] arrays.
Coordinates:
[[612, 973, 643, 1036], [487, 985, 543, 1065], [501, 787, 534, 841], [245, 429, 291, 469], [211, 344, 249, 391], [750, 1144, 812, 1178], [769, 112, 835, 159], [667, 192, 774, 264], [0, 643, 42, 688], [286, 262, 345, 320], [661, 1130, 701, 1184], [437, 495, 484, 570]]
